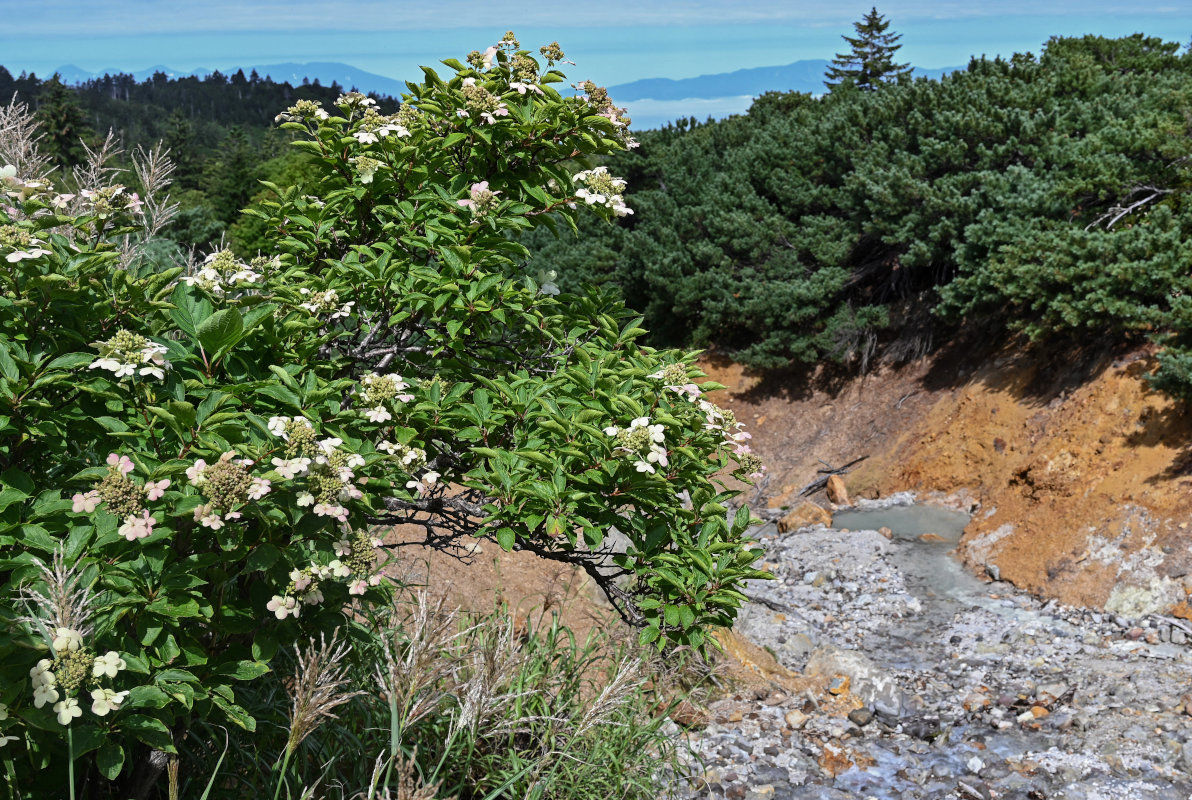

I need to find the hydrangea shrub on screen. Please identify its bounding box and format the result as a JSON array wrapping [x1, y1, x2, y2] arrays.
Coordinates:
[[0, 35, 766, 792]]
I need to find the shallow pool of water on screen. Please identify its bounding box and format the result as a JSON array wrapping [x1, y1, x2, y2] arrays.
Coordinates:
[[832, 505, 971, 544]]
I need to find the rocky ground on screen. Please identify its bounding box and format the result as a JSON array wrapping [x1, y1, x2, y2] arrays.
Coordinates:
[[670, 497, 1192, 800]]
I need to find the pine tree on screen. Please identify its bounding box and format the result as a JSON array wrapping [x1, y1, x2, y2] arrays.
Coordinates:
[[824, 7, 911, 91]]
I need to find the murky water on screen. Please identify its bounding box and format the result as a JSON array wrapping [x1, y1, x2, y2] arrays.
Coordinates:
[[832, 505, 971, 544]]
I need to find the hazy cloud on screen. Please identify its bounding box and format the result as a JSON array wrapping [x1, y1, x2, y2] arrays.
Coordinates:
[[6, 0, 1181, 36]]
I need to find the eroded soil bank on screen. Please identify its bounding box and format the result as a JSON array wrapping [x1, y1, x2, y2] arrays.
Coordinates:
[[704, 340, 1192, 616]]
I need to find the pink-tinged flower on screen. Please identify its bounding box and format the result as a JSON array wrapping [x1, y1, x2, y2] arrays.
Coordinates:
[[271, 457, 310, 480], [144, 479, 171, 501], [347, 578, 368, 595], [328, 559, 351, 578], [248, 477, 271, 500], [199, 512, 224, 530], [481, 45, 498, 69], [290, 569, 311, 592], [267, 594, 300, 620], [71, 491, 100, 513], [669, 383, 702, 401], [118, 510, 156, 541], [186, 459, 208, 485], [368, 573, 382, 586], [106, 453, 134, 475], [313, 503, 348, 522], [479, 105, 509, 125], [302, 589, 324, 605], [509, 82, 543, 95], [334, 538, 351, 557]]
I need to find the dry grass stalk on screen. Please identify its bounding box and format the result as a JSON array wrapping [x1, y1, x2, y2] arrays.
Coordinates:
[[0, 95, 53, 182], [16, 546, 97, 646], [286, 630, 364, 755], [376, 591, 466, 728], [358, 749, 452, 800]]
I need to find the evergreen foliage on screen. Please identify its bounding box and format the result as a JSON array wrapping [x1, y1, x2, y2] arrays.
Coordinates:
[[824, 7, 912, 91], [521, 34, 1192, 393]]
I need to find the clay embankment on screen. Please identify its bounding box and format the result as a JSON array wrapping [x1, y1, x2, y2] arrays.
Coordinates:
[[704, 341, 1192, 617]]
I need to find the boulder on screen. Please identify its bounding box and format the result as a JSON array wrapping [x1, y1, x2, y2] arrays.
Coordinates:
[[777, 500, 832, 533], [805, 644, 910, 718], [825, 474, 850, 505]]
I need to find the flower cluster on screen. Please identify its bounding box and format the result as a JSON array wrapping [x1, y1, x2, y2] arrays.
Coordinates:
[[572, 167, 632, 217], [0, 164, 53, 203], [377, 439, 426, 471], [0, 224, 51, 262], [267, 530, 385, 619], [299, 287, 354, 320], [457, 181, 501, 215], [188, 451, 268, 530], [28, 628, 127, 726], [71, 454, 167, 541], [355, 372, 415, 423], [649, 365, 766, 481], [604, 416, 669, 474], [88, 329, 170, 381], [352, 155, 383, 184], [182, 249, 267, 295], [275, 99, 330, 123], [80, 185, 143, 220], [352, 107, 411, 145], [268, 418, 364, 521], [573, 80, 638, 148], [539, 41, 572, 66], [459, 79, 510, 125]]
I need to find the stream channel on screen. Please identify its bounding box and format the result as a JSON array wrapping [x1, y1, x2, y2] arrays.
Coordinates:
[[675, 497, 1192, 800]]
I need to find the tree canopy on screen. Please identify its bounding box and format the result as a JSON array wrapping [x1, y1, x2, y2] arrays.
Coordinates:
[[522, 34, 1192, 395], [824, 7, 912, 91]]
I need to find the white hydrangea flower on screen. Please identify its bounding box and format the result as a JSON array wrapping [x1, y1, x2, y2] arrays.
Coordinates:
[[92, 651, 126, 679], [90, 688, 128, 717], [54, 697, 82, 726], [52, 628, 83, 653]]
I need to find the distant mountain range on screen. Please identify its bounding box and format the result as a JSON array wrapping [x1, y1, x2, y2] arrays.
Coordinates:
[[50, 62, 407, 98], [46, 58, 964, 130], [608, 59, 962, 102]]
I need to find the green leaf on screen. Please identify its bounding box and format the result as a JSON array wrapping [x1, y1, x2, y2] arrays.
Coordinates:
[[127, 685, 172, 709], [211, 694, 257, 731], [495, 527, 515, 551], [213, 660, 270, 681], [120, 715, 176, 753], [197, 307, 244, 356], [97, 743, 125, 779]]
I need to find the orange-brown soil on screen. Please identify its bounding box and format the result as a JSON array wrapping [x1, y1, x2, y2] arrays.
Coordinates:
[[700, 340, 1192, 614]]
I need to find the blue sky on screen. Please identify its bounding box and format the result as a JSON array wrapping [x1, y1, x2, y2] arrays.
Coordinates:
[[4, 1, 1190, 126], [5, 1, 1190, 83]]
